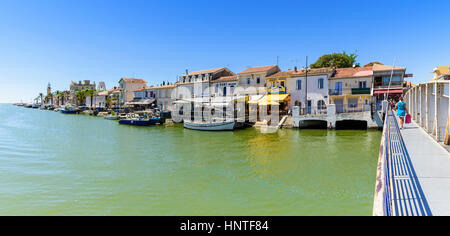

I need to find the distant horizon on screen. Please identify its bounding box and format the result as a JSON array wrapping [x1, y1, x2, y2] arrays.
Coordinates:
[[1, 0, 449, 103]]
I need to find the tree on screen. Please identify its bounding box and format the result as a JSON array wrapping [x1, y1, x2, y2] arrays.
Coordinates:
[[38, 93, 44, 104], [75, 90, 87, 106], [310, 51, 359, 68], [85, 89, 95, 109]]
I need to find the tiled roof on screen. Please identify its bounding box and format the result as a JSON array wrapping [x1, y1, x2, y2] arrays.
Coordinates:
[[134, 86, 153, 92], [373, 64, 405, 72], [332, 66, 373, 78], [153, 84, 177, 89], [213, 75, 238, 82], [267, 68, 333, 79], [186, 68, 226, 76], [238, 65, 278, 74], [120, 78, 147, 83]]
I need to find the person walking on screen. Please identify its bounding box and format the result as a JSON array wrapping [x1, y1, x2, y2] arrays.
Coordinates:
[[395, 97, 408, 130]]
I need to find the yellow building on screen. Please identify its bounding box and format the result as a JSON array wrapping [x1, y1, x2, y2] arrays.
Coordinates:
[[329, 67, 374, 113], [431, 66, 450, 81]]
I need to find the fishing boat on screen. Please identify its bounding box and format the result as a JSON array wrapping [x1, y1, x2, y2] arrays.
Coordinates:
[[118, 113, 161, 126], [61, 106, 78, 114], [184, 120, 235, 131], [104, 114, 119, 120]]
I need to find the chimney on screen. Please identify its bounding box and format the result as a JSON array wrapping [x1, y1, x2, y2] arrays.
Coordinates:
[[185, 69, 189, 75], [294, 66, 298, 72]]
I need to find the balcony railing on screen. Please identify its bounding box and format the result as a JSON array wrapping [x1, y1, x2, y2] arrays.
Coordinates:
[[352, 88, 371, 95], [335, 103, 371, 114], [329, 89, 343, 96]]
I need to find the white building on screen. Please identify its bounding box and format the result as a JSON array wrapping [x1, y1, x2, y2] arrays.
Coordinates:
[[118, 78, 147, 107], [266, 68, 333, 114], [175, 67, 235, 100], [236, 65, 280, 97]]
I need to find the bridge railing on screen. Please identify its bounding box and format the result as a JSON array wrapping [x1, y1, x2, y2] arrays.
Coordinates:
[[373, 106, 391, 216], [404, 81, 450, 144]]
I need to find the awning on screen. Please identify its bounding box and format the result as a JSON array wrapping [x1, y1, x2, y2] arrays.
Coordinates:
[[248, 95, 264, 104], [254, 94, 290, 106], [125, 99, 155, 105], [374, 90, 403, 95]]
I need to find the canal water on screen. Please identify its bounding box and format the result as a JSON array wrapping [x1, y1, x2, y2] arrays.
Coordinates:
[[0, 104, 381, 215]]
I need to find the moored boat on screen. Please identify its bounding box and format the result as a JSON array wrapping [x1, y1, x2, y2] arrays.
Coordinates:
[[184, 120, 235, 131], [104, 115, 119, 120], [118, 113, 161, 126], [61, 106, 78, 114]]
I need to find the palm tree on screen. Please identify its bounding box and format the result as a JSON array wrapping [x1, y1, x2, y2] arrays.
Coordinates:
[[75, 90, 87, 106], [85, 89, 95, 109], [38, 93, 44, 104]]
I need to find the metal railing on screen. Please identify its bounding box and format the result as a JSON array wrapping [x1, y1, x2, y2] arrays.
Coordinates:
[[335, 103, 371, 114]]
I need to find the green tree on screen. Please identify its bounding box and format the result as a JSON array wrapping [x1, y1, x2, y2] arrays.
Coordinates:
[[85, 89, 96, 109], [310, 52, 359, 68], [75, 90, 87, 106], [38, 93, 44, 104]]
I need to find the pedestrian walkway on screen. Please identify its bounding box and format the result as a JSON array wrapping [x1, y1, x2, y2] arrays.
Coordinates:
[[401, 118, 450, 216]]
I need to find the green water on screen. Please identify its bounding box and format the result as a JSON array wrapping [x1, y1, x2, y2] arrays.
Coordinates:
[[0, 104, 381, 216]]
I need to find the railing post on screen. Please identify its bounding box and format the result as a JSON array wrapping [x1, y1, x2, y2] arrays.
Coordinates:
[[434, 82, 440, 141], [414, 86, 418, 121], [425, 83, 429, 132], [419, 85, 423, 126]]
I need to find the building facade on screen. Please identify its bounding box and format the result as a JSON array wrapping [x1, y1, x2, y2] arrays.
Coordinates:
[[236, 65, 280, 97], [329, 67, 373, 113], [175, 67, 235, 100], [69, 80, 96, 105], [372, 64, 406, 104], [118, 78, 147, 107]]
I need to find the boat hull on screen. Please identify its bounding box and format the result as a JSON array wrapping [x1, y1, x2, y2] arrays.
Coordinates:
[[104, 116, 119, 120], [119, 118, 160, 126], [61, 110, 77, 114], [184, 121, 235, 131]]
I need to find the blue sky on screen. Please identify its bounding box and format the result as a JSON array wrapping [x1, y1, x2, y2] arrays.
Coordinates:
[[1, 0, 449, 103]]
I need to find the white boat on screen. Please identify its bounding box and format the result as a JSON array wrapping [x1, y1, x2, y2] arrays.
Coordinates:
[[104, 115, 119, 120], [184, 120, 235, 131]]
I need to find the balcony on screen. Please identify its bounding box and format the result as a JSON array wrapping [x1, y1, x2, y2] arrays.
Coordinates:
[[352, 88, 371, 95]]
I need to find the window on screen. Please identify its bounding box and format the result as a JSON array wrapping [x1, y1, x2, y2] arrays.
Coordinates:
[[247, 78, 251, 85], [318, 78, 324, 89], [296, 80, 302, 90], [256, 77, 261, 84], [317, 100, 326, 110], [359, 81, 367, 88]]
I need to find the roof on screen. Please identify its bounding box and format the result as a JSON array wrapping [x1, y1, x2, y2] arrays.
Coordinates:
[[432, 66, 450, 74], [153, 84, 177, 89], [120, 78, 147, 84], [267, 68, 333, 79], [134, 86, 153, 92], [186, 68, 227, 76], [373, 64, 406, 72], [238, 65, 278, 74], [213, 75, 238, 83], [332, 66, 373, 79]]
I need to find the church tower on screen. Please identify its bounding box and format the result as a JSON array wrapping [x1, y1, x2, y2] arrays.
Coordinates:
[[47, 83, 52, 96]]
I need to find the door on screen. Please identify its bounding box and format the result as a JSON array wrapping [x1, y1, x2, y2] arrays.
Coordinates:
[[335, 99, 344, 113], [307, 100, 312, 114]]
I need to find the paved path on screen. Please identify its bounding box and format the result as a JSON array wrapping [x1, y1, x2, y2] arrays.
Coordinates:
[[401, 118, 450, 216]]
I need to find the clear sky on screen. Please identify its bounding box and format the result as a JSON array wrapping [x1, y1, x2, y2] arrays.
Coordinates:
[[1, 0, 449, 103]]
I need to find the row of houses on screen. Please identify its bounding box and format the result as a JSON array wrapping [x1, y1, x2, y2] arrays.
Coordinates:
[[120, 64, 409, 117]]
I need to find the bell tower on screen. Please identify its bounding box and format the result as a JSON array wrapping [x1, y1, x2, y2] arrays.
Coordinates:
[[47, 82, 52, 96]]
